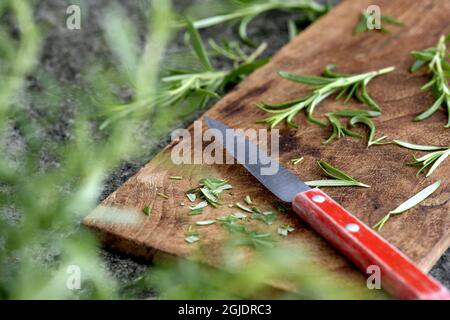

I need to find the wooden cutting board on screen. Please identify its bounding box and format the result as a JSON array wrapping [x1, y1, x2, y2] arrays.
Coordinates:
[[84, 0, 450, 292]]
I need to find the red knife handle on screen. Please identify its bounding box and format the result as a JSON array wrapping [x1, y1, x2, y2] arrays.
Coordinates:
[[292, 188, 450, 300]]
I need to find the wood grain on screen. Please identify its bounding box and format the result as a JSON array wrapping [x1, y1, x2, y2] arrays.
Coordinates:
[[84, 0, 450, 292]]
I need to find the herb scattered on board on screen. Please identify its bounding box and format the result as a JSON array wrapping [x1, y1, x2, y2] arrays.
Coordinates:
[[158, 192, 169, 200], [189, 0, 327, 47], [196, 220, 216, 226], [306, 160, 370, 188], [169, 176, 183, 180], [251, 208, 277, 225], [393, 140, 450, 177], [290, 156, 304, 165], [410, 34, 450, 128], [235, 202, 253, 213], [353, 12, 404, 35], [278, 224, 295, 237], [275, 201, 289, 213], [142, 205, 152, 216], [256, 64, 394, 129], [217, 218, 276, 249], [244, 195, 253, 205], [185, 225, 201, 244], [373, 181, 441, 231], [186, 177, 232, 210]]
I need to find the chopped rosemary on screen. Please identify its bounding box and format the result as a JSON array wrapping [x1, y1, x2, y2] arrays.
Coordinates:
[[252, 209, 277, 225], [188, 208, 204, 216], [256, 64, 394, 128], [373, 181, 441, 231], [244, 195, 253, 205], [410, 34, 450, 127], [169, 176, 183, 180], [187, 177, 232, 208], [189, 201, 208, 211], [278, 224, 295, 236], [275, 201, 289, 213], [354, 12, 404, 34], [232, 212, 247, 220], [235, 202, 253, 213], [196, 220, 216, 226], [185, 225, 200, 244], [290, 156, 304, 165], [393, 140, 449, 177], [306, 160, 370, 188], [102, 19, 268, 128], [157, 192, 169, 200], [186, 192, 197, 202], [142, 205, 152, 216]]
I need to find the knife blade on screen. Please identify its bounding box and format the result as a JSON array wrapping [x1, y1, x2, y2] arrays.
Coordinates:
[[205, 116, 450, 300]]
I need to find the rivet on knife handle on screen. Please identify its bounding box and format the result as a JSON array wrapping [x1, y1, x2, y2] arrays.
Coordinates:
[[292, 188, 450, 300]]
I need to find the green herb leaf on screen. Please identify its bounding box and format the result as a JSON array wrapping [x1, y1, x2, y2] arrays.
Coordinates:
[[235, 202, 253, 213], [186, 193, 197, 202], [306, 160, 370, 188], [188, 208, 204, 216], [393, 140, 449, 177], [196, 220, 216, 226], [142, 205, 152, 216], [349, 115, 387, 146], [158, 192, 169, 199], [257, 65, 394, 129], [373, 181, 441, 230], [252, 209, 277, 225], [410, 35, 450, 127], [290, 156, 304, 165], [189, 201, 208, 211], [185, 18, 213, 71], [278, 224, 295, 236], [169, 176, 183, 180]]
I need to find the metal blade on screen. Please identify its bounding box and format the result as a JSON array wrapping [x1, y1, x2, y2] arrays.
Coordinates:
[[204, 117, 310, 202]]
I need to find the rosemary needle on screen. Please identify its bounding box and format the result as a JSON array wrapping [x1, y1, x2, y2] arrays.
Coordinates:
[[290, 156, 304, 165], [373, 181, 441, 231]]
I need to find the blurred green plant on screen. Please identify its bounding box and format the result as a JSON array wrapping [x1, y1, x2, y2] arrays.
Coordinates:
[[0, 0, 170, 299], [0, 0, 378, 300], [100, 15, 268, 129], [145, 239, 383, 299]]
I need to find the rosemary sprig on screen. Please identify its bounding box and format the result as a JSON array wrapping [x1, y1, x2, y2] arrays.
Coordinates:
[[373, 181, 441, 231], [102, 19, 268, 128], [306, 160, 370, 188], [393, 140, 450, 177], [256, 64, 394, 128], [190, 0, 327, 46], [410, 34, 450, 127], [185, 225, 201, 244], [354, 12, 404, 34]]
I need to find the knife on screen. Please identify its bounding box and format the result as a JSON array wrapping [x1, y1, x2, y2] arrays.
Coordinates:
[[204, 116, 450, 300]]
